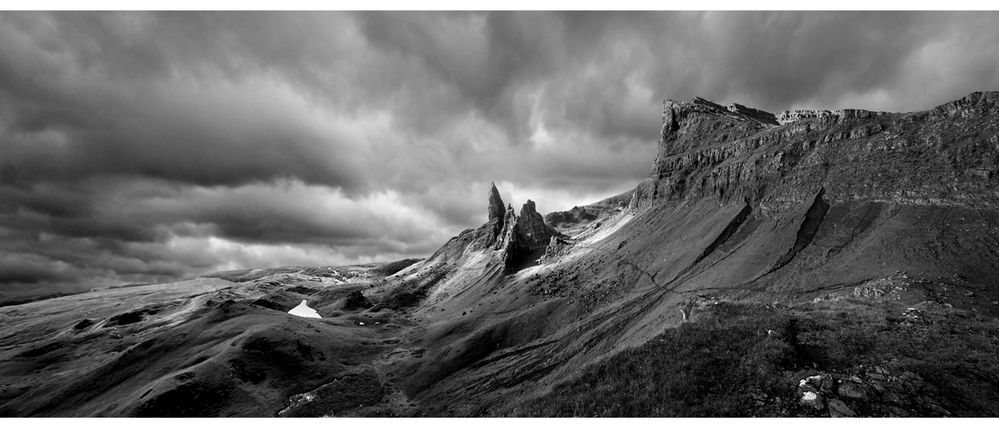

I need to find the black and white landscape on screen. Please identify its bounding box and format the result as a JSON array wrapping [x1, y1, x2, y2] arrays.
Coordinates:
[[3, 11, 999, 417]]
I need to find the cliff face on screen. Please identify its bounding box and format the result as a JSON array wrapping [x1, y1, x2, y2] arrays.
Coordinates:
[[633, 91, 999, 214], [383, 91, 999, 417]]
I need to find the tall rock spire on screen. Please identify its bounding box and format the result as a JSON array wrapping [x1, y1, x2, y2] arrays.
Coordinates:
[[488, 182, 505, 223], [484, 182, 508, 245]]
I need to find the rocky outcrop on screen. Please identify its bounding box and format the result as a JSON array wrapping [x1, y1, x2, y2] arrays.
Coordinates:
[[540, 236, 572, 263], [627, 190, 639, 212], [424, 184, 511, 266], [776, 108, 889, 125], [472, 184, 510, 250], [632, 91, 999, 213], [544, 206, 597, 228], [514, 200, 558, 249], [379, 91, 999, 417], [421, 183, 562, 274], [726, 102, 779, 125], [487, 183, 506, 236], [500, 200, 563, 273], [495, 204, 517, 251]]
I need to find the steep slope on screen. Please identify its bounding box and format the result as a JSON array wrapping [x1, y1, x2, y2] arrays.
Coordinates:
[[385, 91, 999, 416], [3, 91, 999, 417]]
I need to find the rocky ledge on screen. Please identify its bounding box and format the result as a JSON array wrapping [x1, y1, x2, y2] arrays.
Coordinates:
[[776, 108, 890, 125]]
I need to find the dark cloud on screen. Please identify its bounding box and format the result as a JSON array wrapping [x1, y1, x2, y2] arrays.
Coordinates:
[[2, 11, 999, 298]]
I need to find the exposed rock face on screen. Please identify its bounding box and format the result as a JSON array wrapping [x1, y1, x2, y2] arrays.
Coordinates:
[[627, 190, 639, 212], [424, 185, 510, 266], [776, 108, 889, 125], [370, 92, 999, 417], [495, 204, 517, 250], [544, 206, 597, 228], [498, 200, 562, 272], [468, 184, 510, 251], [487, 183, 506, 233], [420, 184, 562, 274], [540, 236, 572, 263], [515, 200, 558, 249], [726, 102, 779, 125], [632, 91, 999, 213]]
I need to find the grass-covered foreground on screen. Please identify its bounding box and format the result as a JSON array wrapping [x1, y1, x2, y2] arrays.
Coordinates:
[[510, 297, 999, 417]]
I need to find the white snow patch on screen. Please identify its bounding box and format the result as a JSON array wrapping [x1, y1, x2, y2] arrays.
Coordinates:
[[288, 299, 321, 318]]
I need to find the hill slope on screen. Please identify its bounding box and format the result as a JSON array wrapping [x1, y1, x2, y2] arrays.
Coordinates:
[[2, 91, 999, 417], [380, 91, 999, 416]]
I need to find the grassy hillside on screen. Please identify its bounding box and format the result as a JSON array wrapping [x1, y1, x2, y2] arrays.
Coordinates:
[[510, 295, 999, 417]]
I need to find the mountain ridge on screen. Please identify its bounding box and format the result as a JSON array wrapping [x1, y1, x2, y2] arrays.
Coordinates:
[[385, 90, 999, 415], [2, 90, 999, 417]]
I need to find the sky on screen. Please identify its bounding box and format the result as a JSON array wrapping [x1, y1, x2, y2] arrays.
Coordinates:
[[2, 11, 999, 298]]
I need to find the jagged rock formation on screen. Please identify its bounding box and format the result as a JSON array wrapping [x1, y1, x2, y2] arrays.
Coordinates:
[[633, 91, 999, 213], [494, 204, 517, 251], [487, 183, 507, 238], [391, 91, 999, 417], [514, 200, 559, 249], [415, 184, 561, 275], [500, 200, 562, 272], [423, 185, 510, 268]]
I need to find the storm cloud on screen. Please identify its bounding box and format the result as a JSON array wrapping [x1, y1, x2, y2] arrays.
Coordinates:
[[2, 11, 999, 299]]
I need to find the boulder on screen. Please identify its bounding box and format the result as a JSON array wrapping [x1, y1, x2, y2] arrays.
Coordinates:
[[799, 390, 825, 410], [827, 398, 856, 417], [836, 381, 867, 399]]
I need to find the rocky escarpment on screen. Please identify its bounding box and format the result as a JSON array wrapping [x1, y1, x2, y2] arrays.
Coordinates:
[[385, 91, 999, 418], [776, 108, 891, 125], [631, 91, 999, 214], [369, 90, 999, 418]]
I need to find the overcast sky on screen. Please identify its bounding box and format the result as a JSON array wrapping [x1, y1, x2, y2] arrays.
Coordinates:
[[2, 11, 999, 297]]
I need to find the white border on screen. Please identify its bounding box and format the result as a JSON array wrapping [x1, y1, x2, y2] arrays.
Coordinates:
[[2, 4, 997, 427]]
